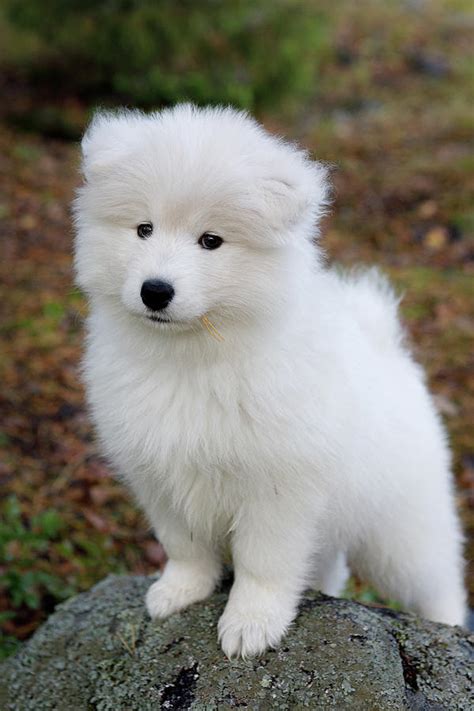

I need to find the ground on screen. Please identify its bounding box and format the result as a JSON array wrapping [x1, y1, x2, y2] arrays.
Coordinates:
[[0, 0, 473, 657]]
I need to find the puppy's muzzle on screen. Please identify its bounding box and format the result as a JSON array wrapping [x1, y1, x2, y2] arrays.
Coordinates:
[[141, 279, 175, 311]]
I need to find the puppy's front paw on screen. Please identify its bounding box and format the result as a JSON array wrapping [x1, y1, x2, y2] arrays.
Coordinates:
[[218, 583, 296, 659], [146, 560, 218, 619]]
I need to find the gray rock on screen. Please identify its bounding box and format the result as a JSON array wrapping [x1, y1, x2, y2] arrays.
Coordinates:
[[0, 574, 472, 710]]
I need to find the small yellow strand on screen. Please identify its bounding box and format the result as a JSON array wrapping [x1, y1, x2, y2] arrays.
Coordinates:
[[200, 315, 225, 342]]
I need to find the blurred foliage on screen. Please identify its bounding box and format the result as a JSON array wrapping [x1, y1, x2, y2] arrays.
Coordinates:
[[2, 0, 329, 111], [0, 487, 148, 658], [0, 496, 70, 609], [0, 496, 75, 658]]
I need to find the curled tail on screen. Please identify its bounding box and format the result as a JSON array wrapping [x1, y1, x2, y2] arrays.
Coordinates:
[[339, 266, 405, 353]]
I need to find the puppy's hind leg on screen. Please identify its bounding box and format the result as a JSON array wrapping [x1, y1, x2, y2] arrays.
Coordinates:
[[352, 505, 466, 627], [310, 549, 350, 598]]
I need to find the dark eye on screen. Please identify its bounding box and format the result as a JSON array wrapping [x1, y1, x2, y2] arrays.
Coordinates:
[[137, 222, 153, 239], [198, 232, 223, 250]]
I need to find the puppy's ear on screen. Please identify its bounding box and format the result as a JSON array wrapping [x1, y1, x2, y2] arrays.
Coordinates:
[[257, 148, 330, 240], [81, 110, 145, 180]]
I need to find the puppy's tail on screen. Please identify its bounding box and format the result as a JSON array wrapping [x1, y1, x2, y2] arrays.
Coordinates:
[[340, 267, 405, 353]]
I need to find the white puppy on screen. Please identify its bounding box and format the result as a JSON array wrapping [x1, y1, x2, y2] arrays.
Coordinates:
[[74, 104, 466, 658]]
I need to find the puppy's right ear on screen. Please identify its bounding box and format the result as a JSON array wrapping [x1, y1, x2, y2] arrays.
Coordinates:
[[81, 110, 144, 180]]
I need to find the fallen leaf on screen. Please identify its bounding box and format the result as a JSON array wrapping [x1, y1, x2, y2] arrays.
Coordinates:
[[424, 226, 449, 251]]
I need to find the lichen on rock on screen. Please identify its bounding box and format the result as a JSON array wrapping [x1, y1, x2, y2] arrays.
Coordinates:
[[0, 575, 472, 710]]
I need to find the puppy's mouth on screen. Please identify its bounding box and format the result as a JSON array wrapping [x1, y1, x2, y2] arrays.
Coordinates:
[[141, 311, 224, 341], [147, 314, 173, 323], [142, 313, 187, 327]]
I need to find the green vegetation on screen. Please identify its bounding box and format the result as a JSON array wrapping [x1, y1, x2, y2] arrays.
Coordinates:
[[1, 496, 71, 609], [0, 494, 142, 658], [2, 0, 329, 112], [0, 497, 73, 658]]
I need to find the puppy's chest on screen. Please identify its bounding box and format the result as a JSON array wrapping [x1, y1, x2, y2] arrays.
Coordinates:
[[151, 373, 243, 455], [93, 352, 258, 473]]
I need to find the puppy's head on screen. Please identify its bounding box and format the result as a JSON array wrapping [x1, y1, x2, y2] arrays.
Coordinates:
[[74, 104, 329, 331]]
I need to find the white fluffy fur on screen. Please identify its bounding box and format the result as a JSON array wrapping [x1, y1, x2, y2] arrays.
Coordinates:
[[74, 104, 466, 658]]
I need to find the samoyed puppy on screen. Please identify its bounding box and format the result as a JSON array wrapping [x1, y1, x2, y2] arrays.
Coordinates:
[[74, 104, 466, 658]]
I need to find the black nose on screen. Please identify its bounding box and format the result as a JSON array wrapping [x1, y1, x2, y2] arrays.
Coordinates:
[[140, 279, 175, 311]]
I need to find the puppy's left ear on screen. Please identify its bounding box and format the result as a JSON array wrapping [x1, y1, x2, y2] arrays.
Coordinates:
[[257, 148, 330, 240]]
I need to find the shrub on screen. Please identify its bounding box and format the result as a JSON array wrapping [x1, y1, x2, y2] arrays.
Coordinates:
[[3, 0, 330, 111]]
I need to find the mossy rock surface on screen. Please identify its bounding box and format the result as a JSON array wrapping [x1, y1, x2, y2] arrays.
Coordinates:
[[0, 574, 472, 710]]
